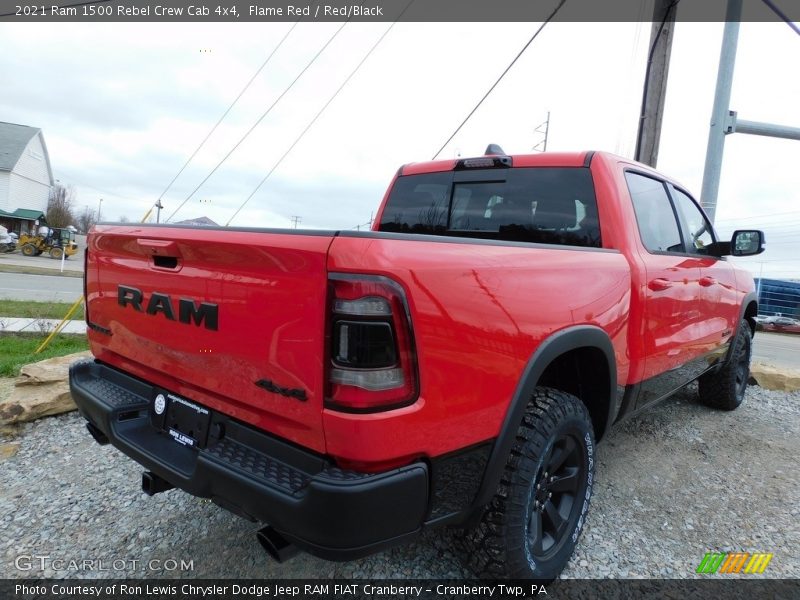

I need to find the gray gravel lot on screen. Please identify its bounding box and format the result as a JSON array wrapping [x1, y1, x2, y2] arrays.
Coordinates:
[[1, 383, 798, 580]]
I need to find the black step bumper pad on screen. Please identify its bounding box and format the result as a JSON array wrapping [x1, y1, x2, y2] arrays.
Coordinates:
[[68, 359, 429, 560]]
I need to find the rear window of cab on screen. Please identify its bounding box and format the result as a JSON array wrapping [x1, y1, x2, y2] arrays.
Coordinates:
[[378, 167, 601, 248]]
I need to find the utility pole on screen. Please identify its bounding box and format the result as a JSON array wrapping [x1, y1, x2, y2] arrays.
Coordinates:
[[97, 198, 103, 223], [290, 216, 301, 229], [634, 0, 677, 167], [533, 112, 550, 152], [699, 0, 800, 223], [699, 0, 742, 223], [155, 200, 164, 224]]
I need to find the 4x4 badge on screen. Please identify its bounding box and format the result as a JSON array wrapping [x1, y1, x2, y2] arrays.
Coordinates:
[[255, 379, 308, 401]]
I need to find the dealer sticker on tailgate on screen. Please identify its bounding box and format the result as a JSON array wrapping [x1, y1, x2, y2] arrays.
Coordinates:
[[163, 393, 211, 448]]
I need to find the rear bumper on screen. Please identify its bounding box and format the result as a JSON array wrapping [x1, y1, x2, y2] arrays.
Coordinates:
[[68, 359, 429, 560]]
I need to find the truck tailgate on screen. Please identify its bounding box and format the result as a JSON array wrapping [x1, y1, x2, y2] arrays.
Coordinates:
[[86, 225, 334, 453]]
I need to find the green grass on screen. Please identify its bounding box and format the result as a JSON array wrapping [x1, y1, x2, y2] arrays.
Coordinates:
[[0, 299, 84, 320], [0, 333, 89, 377]]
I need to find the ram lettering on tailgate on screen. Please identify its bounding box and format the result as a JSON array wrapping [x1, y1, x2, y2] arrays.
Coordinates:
[[117, 285, 218, 330]]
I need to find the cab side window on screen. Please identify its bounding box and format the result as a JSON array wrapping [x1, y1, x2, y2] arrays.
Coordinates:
[[669, 186, 715, 255], [625, 172, 683, 253]]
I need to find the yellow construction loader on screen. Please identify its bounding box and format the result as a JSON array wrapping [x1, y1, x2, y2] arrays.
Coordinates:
[[19, 227, 79, 259]]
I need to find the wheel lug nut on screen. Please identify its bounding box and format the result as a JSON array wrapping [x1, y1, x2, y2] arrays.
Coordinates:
[[548, 492, 552, 498], [536, 483, 540, 490]]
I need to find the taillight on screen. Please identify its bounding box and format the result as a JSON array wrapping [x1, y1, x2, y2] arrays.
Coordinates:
[[326, 274, 418, 411]]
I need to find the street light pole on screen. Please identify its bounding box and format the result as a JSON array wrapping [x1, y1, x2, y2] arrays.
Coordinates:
[[97, 198, 103, 223]]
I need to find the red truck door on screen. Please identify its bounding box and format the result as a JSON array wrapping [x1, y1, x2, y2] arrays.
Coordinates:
[[624, 171, 714, 407], [666, 183, 740, 355]]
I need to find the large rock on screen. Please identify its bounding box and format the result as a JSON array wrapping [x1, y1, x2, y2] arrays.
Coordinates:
[[0, 351, 91, 425], [751, 362, 800, 392], [17, 352, 91, 385]]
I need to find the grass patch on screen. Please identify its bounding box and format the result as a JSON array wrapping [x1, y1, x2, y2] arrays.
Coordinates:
[[0, 299, 84, 320], [0, 333, 89, 377]]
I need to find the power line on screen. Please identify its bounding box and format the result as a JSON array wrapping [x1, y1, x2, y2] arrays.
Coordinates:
[[431, 0, 568, 160], [350, 218, 373, 230], [761, 0, 800, 37], [716, 209, 800, 223], [153, 21, 301, 214], [165, 21, 349, 223], [735, 258, 800, 263], [225, 8, 412, 227]]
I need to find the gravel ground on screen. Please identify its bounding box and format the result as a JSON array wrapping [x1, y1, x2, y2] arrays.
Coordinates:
[[1, 382, 798, 580]]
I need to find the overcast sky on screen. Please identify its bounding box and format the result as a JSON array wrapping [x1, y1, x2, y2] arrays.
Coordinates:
[[1, 17, 798, 278]]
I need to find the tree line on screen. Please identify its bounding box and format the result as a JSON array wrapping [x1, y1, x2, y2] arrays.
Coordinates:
[[46, 183, 129, 232]]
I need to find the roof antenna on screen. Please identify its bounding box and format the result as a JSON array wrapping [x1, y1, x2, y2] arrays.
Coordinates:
[[485, 143, 505, 156]]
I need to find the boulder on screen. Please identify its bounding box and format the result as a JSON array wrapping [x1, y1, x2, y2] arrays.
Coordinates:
[[17, 351, 91, 385], [0, 351, 91, 425], [750, 362, 800, 392]]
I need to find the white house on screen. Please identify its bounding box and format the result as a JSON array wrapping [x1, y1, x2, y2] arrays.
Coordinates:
[[0, 121, 54, 233]]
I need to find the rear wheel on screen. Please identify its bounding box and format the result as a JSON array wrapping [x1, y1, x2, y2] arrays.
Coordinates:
[[698, 319, 752, 410], [49, 247, 64, 260], [21, 243, 36, 257], [458, 387, 595, 580]]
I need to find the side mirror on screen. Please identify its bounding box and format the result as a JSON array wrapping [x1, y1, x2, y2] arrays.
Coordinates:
[[730, 230, 765, 256], [707, 229, 765, 257]]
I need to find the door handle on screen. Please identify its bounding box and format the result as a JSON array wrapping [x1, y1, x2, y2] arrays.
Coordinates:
[[648, 278, 673, 291], [699, 276, 717, 287], [136, 238, 180, 257]]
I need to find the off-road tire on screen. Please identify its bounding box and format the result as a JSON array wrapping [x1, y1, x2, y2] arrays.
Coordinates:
[[20, 243, 37, 257], [49, 247, 64, 260], [698, 319, 752, 411], [458, 387, 595, 580]]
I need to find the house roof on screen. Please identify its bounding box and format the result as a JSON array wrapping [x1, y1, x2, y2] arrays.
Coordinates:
[[174, 216, 220, 227], [0, 122, 42, 172], [12, 209, 46, 220], [0, 208, 47, 223]]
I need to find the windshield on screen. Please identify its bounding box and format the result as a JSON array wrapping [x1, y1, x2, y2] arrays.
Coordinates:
[[379, 167, 601, 248]]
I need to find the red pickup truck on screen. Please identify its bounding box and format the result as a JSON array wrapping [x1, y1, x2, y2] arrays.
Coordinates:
[[70, 148, 764, 579]]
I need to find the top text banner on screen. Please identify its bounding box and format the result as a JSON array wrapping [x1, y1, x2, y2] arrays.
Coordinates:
[[3, 0, 799, 22]]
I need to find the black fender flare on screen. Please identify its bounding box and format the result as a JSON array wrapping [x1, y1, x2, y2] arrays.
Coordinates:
[[739, 291, 758, 334], [722, 292, 757, 364], [469, 325, 617, 516]]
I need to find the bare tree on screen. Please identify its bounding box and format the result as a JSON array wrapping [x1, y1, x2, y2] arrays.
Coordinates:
[[77, 207, 97, 234], [118, 215, 130, 223], [46, 183, 77, 228]]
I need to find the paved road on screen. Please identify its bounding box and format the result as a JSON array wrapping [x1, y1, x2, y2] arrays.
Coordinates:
[[0, 249, 84, 273], [753, 331, 800, 370], [0, 272, 82, 302]]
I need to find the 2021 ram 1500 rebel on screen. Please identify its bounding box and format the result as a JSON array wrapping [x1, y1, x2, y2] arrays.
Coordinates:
[[70, 148, 765, 579]]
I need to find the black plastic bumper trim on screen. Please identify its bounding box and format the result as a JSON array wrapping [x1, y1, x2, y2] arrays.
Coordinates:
[[68, 359, 430, 560]]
